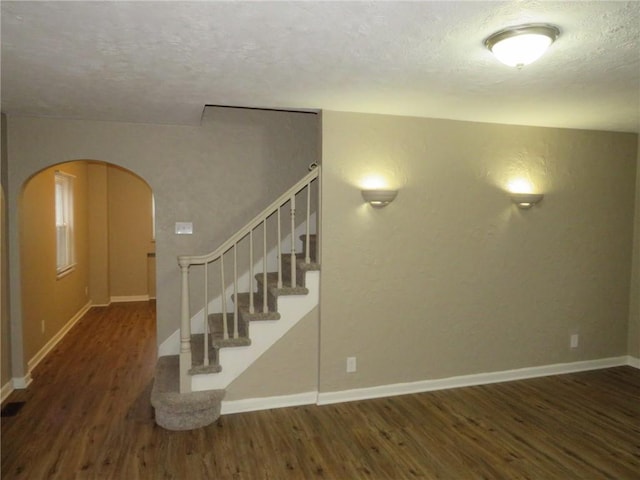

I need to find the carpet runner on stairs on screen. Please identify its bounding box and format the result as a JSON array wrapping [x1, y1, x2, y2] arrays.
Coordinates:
[[151, 234, 318, 430]]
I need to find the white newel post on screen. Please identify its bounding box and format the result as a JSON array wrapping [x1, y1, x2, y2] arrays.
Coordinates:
[[179, 259, 192, 393]]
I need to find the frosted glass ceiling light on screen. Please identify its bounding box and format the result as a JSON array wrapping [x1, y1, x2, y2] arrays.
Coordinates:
[[485, 24, 560, 68]]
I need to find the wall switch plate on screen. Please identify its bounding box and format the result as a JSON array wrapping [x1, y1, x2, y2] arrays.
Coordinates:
[[570, 333, 579, 349], [346, 356, 357, 373], [175, 222, 193, 235]]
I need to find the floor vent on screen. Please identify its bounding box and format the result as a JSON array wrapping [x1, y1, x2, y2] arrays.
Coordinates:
[[1, 401, 26, 417]]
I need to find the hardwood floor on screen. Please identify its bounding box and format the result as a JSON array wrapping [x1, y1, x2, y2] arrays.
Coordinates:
[[2, 302, 639, 479]]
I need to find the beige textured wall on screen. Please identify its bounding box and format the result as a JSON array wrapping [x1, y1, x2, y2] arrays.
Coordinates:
[[107, 165, 154, 298], [225, 307, 318, 400], [1, 114, 10, 388], [320, 111, 637, 393], [20, 162, 90, 363], [87, 163, 110, 305], [1, 188, 10, 388], [629, 135, 640, 359], [6, 108, 318, 376]]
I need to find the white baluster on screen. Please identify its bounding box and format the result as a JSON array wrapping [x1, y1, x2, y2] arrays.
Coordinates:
[[277, 207, 282, 288], [178, 259, 192, 393], [290, 194, 296, 287], [203, 265, 209, 366], [233, 244, 238, 339], [305, 183, 311, 264], [263, 220, 268, 313], [317, 173, 322, 265], [249, 230, 254, 314], [221, 256, 228, 340]]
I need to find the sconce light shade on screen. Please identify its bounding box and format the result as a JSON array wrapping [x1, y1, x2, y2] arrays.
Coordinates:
[[361, 189, 398, 208], [485, 24, 560, 68], [511, 192, 544, 209]]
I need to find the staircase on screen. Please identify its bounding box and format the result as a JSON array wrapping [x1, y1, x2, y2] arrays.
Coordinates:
[[151, 167, 320, 431]]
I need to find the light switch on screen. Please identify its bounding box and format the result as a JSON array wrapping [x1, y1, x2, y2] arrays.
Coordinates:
[[175, 222, 193, 235]]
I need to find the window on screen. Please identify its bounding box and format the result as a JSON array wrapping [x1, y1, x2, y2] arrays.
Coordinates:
[[151, 193, 156, 241], [55, 171, 75, 276]]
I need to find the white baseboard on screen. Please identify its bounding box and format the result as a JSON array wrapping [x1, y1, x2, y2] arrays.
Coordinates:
[[110, 295, 149, 303], [627, 355, 640, 368], [1, 380, 15, 403], [12, 373, 32, 390], [27, 301, 92, 373], [317, 356, 630, 406], [219, 357, 633, 415], [221, 391, 318, 415]]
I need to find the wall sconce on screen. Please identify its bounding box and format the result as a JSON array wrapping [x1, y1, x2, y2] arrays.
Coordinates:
[[361, 189, 398, 208], [511, 192, 544, 209]]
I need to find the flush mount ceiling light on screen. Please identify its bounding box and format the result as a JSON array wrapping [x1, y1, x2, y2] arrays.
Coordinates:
[[485, 24, 560, 68]]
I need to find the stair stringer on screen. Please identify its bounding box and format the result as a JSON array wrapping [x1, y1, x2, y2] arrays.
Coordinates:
[[190, 270, 319, 392]]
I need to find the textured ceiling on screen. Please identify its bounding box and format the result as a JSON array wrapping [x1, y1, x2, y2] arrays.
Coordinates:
[[2, 1, 639, 132]]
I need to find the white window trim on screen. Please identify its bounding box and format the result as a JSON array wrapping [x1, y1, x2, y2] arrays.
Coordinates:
[[55, 170, 76, 279]]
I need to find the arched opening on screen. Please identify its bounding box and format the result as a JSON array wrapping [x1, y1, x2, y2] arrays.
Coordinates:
[[19, 160, 156, 375]]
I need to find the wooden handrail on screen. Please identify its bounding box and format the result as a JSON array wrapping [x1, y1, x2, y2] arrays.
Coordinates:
[[178, 166, 320, 266]]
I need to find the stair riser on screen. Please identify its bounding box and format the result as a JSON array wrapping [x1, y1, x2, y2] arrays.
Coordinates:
[[299, 234, 317, 261], [208, 314, 251, 341], [279, 257, 308, 288]]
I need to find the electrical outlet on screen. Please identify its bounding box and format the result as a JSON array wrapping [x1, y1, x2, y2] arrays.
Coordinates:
[[346, 356, 357, 373], [570, 333, 579, 349]]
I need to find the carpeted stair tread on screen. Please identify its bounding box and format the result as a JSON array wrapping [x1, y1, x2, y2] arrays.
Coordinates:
[[208, 312, 250, 339], [255, 272, 309, 296], [189, 334, 222, 374], [282, 254, 321, 272], [233, 293, 281, 320], [151, 355, 225, 430], [299, 234, 318, 262], [212, 335, 252, 348], [280, 255, 320, 286]]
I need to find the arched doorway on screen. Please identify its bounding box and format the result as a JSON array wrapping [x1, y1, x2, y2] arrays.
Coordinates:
[[19, 160, 155, 376]]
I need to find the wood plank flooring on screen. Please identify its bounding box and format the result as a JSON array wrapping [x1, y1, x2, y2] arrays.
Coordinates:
[[2, 301, 639, 479]]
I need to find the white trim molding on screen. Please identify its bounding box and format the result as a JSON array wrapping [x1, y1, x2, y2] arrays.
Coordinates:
[[27, 301, 92, 373], [110, 295, 150, 303], [219, 357, 634, 415], [627, 355, 640, 369], [12, 373, 33, 390], [221, 391, 318, 415], [317, 356, 630, 406], [1, 381, 15, 404]]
